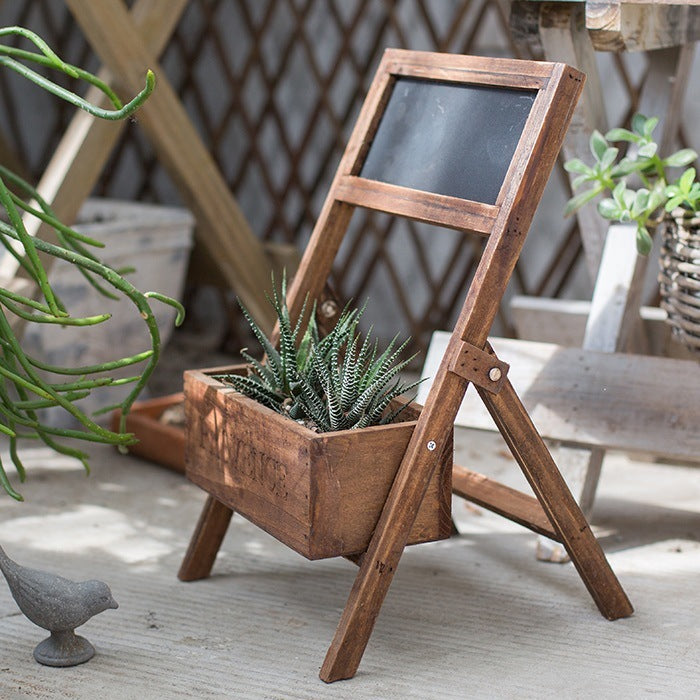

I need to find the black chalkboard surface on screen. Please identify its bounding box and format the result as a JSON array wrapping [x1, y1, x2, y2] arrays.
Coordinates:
[[360, 77, 536, 205]]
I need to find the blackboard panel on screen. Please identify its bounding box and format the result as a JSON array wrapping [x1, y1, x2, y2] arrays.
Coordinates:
[[360, 78, 536, 205]]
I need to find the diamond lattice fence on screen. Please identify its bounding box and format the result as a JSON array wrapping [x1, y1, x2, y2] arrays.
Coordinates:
[[0, 0, 677, 359]]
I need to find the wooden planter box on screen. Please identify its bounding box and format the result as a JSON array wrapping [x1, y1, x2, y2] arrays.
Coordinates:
[[184, 366, 453, 560]]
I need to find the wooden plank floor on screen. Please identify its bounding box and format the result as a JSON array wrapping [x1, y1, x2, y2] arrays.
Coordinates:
[[0, 432, 698, 699]]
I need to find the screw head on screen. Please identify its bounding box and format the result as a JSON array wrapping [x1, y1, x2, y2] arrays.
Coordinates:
[[427, 440, 437, 451], [488, 367, 502, 382], [320, 300, 339, 318]]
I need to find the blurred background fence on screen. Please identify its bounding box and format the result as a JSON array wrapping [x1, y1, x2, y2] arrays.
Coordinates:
[[1, 0, 698, 361]]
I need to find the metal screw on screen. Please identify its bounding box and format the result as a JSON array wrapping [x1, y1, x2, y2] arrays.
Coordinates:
[[488, 367, 502, 382], [427, 440, 436, 451], [320, 300, 339, 318]]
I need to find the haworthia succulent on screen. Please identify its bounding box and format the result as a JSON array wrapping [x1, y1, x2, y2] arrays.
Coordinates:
[[218, 276, 423, 433]]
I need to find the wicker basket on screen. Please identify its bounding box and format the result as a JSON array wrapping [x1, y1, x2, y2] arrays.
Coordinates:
[[658, 212, 700, 353]]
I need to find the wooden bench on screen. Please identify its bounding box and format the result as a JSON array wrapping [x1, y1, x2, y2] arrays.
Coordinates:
[[420, 334, 700, 464]]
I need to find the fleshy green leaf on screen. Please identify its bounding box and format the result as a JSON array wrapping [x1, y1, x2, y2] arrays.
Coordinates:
[[642, 116, 659, 138], [564, 188, 602, 217], [590, 130, 608, 161], [665, 195, 686, 212], [631, 189, 649, 217], [597, 198, 621, 220], [664, 149, 698, 168], [680, 167, 696, 191], [635, 226, 653, 255], [564, 158, 590, 175], [637, 142, 658, 159], [605, 127, 637, 143], [611, 157, 644, 177], [600, 146, 619, 171], [631, 113, 647, 135]]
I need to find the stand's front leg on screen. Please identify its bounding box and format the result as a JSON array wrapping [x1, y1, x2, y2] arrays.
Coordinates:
[[178, 496, 234, 581], [320, 405, 454, 682]]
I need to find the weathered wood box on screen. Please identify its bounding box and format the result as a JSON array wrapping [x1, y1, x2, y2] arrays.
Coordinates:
[[184, 366, 452, 560]]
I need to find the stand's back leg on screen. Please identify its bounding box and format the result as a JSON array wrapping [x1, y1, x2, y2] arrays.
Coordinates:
[[477, 381, 633, 620]]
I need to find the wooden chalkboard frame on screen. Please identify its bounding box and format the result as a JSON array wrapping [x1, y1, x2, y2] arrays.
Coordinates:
[[179, 50, 633, 683], [335, 53, 577, 234]]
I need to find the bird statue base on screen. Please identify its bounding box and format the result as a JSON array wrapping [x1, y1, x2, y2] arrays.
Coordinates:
[[34, 630, 95, 667]]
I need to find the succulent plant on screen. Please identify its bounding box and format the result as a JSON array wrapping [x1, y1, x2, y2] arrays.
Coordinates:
[[564, 113, 698, 255], [0, 27, 181, 500], [219, 277, 423, 432]]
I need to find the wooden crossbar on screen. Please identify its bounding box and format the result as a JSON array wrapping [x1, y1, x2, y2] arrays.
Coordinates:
[[452, 464, 559, 540], [334, 176, 498, 234]]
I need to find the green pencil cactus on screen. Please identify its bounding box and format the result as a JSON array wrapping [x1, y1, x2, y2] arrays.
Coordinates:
[[219, 277, 423, 433], [0, 27, 182, 499]]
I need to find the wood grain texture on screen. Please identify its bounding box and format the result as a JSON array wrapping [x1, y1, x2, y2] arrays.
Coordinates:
[[335, 177, 498, 235], [510, 296, 681, 356], [539, 223, 650, 553], [66, 0, 275, 330], [179, 49, 631, 683], [452, 463, 559, 540], [583, 224, 649, 353], [183, 368, 452, 560], [585, 1, 700, 51], [422, 333, 700, 462], [535, 1, 610, 278], [449, 341, 510, 393], [178, 495, 234, 582], [477, 379, 633, 621], [383, 48, 554, 85], [320, 54, 609, 683]]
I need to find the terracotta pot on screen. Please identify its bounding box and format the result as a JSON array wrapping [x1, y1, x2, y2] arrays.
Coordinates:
[[111, 393, 185, 473], [184, 365, 452, 560]]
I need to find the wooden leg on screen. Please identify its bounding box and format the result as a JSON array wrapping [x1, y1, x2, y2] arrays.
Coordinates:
[[535, 444, 603, 562], [178, 496, 234, 581], [320, 540, 405, 683], [319, 437, 444, 682], [477, 381, 633, 620]]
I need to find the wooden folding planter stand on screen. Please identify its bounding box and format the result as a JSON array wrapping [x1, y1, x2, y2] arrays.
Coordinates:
[[179, 50, 633, 683]]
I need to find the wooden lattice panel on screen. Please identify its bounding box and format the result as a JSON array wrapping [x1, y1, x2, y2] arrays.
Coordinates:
[[0, 0, 681, 356]]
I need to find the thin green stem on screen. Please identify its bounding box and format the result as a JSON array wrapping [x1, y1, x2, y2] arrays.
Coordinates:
[[0, 26, 78, 76], [0, 174, 63, 316], [0, 44, 119, 107], [0, 25, 174, 498], [0, 55, 154, 120]]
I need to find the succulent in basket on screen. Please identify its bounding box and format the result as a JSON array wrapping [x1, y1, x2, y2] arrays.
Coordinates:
[[564, 113, 699, 255], [219, 277, 423, 433]]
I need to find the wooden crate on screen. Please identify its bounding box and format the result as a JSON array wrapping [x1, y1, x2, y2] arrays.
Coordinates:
[[184, 367, 452, 560]]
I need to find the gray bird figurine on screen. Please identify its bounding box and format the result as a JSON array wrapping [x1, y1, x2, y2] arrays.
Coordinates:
[[0, 544, 118, 666]]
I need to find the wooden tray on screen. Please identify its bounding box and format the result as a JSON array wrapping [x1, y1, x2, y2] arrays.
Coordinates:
[[111, 393, 185, 473]]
